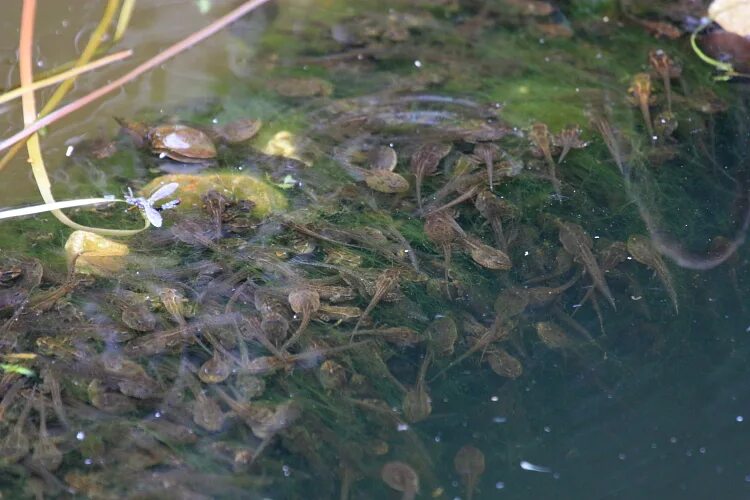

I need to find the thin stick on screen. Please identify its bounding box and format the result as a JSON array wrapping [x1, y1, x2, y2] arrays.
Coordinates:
[[0, 50, 132, 106], [0, 0, 274, 153]]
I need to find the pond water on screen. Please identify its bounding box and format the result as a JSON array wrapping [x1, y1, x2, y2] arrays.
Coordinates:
[[1, 0, 750, 498]]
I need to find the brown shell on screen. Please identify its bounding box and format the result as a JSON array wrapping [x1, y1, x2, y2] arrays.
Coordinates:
[[149, 124, 217, 162]]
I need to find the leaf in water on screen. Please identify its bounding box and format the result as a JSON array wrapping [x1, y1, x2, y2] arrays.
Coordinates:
[[64, 231, 130, 276]]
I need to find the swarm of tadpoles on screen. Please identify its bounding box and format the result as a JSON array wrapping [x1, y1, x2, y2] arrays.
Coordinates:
[[0, 2, 711, 495]]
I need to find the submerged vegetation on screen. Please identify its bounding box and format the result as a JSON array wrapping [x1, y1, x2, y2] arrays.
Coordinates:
[[1, 0, 750, 497]]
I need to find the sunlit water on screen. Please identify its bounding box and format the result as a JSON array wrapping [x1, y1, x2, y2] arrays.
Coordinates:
[[1, 0, 750, 498]]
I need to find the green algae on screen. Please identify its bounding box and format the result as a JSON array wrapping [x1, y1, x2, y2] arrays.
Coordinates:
[[141, 172, 288, 216]]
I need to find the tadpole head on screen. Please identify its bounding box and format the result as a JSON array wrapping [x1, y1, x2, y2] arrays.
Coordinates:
[[288, 289, 321, 314]]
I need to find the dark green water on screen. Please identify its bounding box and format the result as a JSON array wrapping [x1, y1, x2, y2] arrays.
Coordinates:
[[1, 0, 750, 498]]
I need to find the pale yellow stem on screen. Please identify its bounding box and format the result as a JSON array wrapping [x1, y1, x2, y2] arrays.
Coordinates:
[[114, 0, 136, 42]]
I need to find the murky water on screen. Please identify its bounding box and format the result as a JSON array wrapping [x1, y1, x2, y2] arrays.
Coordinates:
[[1, 0, 750, 498]]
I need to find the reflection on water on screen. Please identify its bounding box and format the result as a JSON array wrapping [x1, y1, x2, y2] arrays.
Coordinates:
[[1, 0, 750, 498]]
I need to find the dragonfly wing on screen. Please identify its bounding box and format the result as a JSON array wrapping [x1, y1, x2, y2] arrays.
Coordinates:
[[148, 182, 179, 203], [143, 205, 163, 227]]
